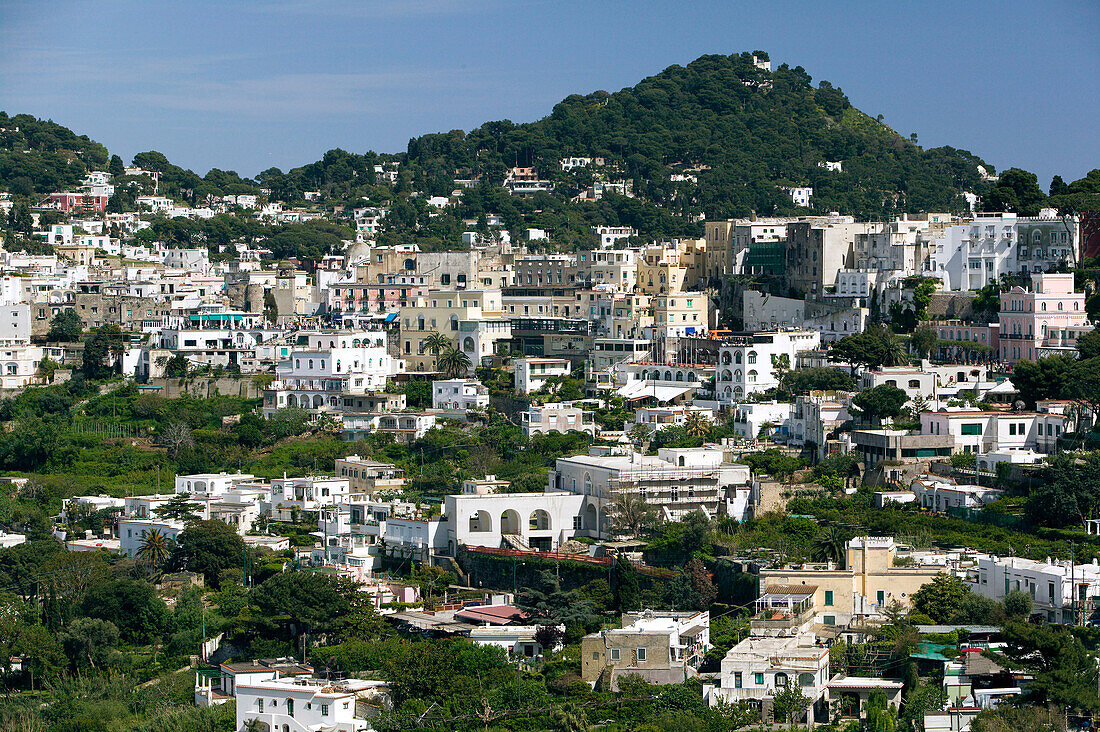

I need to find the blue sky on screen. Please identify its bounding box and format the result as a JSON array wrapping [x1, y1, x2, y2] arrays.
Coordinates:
[[2, 0, 1097, 186]]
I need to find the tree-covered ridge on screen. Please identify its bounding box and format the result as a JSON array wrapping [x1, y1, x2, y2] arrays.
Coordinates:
[[405, 51, 992, 218], [0, 112, 109, 196]]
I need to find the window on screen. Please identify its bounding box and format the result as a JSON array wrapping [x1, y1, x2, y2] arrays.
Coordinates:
[[824, 590, 834, 606], [591, 652, 599, 660], [960, 423, 982, 435], [610, 648, 620, 661], [321, 704, 329, 716], [636, 648, 646, 661], [754, 672, 764, 685], [824, 615, 835, 626], [876, 590, 885, 605], [734, 672, 743, 688]]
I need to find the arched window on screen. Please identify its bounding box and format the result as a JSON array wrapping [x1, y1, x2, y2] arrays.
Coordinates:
[[775, 672, 789, 687], [747, 351, 757, 364], [908, 379, 920, 388], [308, 359, 314, 368], [734, 351, 742, 364], [734, 369, 742, 381], [721, 351, 732, 365], [463, 337, 475, 352], [748, 370, 757, 383], [678, 456, 685, 467], [1058, 302, 1064, 311], [664, 370, 672, 381], [583, 473, 592, 494], [450, 315, 459, 331], [404, 258, 416, 270], [320, 360, 325, 370], [675, 371, 684, 382], [733, 386, 743, 398], [688, 372, 697, 382], [1041, 302, 1047, 311], [295, 359, 300, 368], [1075, 301, 1080, 310]]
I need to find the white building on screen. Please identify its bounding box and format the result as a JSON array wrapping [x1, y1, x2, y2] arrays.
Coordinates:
[[730, 401, 791, 440], [715, 331, 821, 404], [522, 402, 596, 437], [549, 448, 752, 537], [118, 518, 184, 558], [707, 632, 831, 724], [234, 676, 390, 732], [175, 472, 259, 497], [972, 555, 1100, 624], [269, 476, 351, 520], [432, 378, 488, 411], [441, 491, 588, 554], [592, 226, 637, 248], [910, 477, 1003, 512], [514, 357, 572, 394], [782, 186, 814, 207]]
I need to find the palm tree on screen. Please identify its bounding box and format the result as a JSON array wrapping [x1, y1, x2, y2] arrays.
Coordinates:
[[611, 492, 658, 537], [811, 526, 849, 564], [437, 345, 472, 378], [136, 529, 171, 570], [423, 332, 451, 356], [881, 327, 910, 367], [683, 411, 710, 438]]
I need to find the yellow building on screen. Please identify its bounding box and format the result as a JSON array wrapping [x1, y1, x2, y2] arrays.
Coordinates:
[[399, 289, 510, 372], [759, 537, 944, 627]]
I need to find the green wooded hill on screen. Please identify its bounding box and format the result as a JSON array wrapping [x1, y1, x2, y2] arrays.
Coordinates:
[[0, 112, 109, 196], [2, 51, 1003, 224], [405, 51, 992, 219]]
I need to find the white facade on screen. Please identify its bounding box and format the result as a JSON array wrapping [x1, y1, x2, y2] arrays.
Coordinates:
[[235, 676, 389, 732], [118, 518, 184, 558], [522, 402, 596, 437], [715, 331, 821, 404], [441, 491, 588, 554], [514, 357, 571, 394], [269, 476, 351, 520], [175, 472, 259, 497], [432, 378, 489, 411], [972, 555, 1100, 624]]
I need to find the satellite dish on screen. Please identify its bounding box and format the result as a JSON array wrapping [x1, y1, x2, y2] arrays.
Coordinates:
[[1012, 400, 1026, 412]]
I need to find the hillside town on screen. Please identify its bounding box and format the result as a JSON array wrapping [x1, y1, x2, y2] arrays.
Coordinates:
[[0, 31, 1099, 732]]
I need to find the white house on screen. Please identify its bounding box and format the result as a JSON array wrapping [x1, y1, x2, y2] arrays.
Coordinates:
[[432, 378, 489, 411], [234, 676, 390, 732], [715, 331, 821, 404], [514, 357, 572, 394], [910, 477, 1003, 512], [441, 491, 588, 554], [522, 402, 596, 437], [118, 518, 184, 557]]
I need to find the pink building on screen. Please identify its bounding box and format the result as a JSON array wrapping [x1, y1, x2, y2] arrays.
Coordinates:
[[999, 273, 1091, 364], [45, 192, 109, 212], [326, 283, 427, 315]]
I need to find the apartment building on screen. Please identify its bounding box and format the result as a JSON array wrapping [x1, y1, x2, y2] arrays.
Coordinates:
[[715, 330, 821, 404], [787, 218, 880, 298], [760, 537, 945, 626], [973, 555, 1100, 624], [400, 289, 511, 372], [581, 610, 711, 690], [431, 378, 489, 411], [998, 272, 1090, 364], [334, 455, 405, 496], [522, 402, 596, 437], [549, 447, 752, 537], [514, 357, 571, 394]]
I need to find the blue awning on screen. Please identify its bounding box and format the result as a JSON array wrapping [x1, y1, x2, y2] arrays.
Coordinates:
[[384, 313, 398, 322]]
